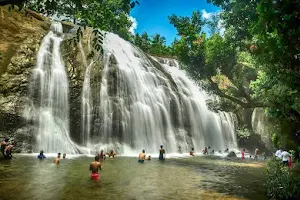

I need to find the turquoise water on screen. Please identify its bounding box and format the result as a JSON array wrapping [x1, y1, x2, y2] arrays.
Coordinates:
[[0, 155, 266, 200]]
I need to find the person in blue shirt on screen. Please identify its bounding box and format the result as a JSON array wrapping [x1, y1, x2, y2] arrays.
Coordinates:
[[37, 150, 46, 159]]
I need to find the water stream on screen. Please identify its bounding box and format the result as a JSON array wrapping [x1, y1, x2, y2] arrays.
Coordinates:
[[24, 22, 78, 154], [86, 33, 237, 154]]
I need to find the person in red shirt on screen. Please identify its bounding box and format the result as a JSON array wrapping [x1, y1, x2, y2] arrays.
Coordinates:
[[241, 148, 245, 159]]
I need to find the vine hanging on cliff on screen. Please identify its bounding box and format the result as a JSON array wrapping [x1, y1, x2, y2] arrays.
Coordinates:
[[88, 29, 106, 58], [68, 26, 84, 47]]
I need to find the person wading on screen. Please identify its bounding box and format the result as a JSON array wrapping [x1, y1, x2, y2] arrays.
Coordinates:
[[90, 155, 102, 181], [54, 153, 61, 164], [159, 145, 165, 160], [138, 149, 146, 163]]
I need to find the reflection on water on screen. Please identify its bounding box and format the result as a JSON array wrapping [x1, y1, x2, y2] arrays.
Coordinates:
[[0, 156, 266, 200]]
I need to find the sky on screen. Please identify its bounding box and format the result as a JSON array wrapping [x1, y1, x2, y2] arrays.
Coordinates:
[[130, 0, 221, 45]]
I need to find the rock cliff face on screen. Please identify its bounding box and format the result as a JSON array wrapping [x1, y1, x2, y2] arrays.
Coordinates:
[[0, 6, 50, 152], [0, 6, 102, 152]]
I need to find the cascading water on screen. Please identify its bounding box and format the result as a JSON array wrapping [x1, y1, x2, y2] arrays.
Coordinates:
[[24, 22, 78, 154], [82, 32, 237, 154]]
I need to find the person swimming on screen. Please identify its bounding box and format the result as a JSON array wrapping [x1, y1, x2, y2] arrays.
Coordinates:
[[138, 149, 146, 163], [37, 150, 46, 159], [190, 147, 195, 156], [90, 155, 102, 181], [224, 148, 229, 153], [159, 145, 165, 160], [147, 155, 151, 160], [54, 153, 61, 164]]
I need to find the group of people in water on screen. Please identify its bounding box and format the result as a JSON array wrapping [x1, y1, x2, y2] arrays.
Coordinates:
[[5, 135, 290, 182], [189, 146, 229, 156]]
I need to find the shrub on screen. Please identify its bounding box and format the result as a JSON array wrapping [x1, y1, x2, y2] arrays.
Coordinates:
[[265, 159, 300, 200]]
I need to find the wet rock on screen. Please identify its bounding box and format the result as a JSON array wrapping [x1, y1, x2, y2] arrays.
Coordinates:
[[227, 151, 237, 158]]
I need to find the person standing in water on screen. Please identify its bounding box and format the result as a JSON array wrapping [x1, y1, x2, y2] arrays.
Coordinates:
[[37, 150, 46, 159], [1, 138, 9, 158], [190, 148, 195, 156], [3, 142, 13, 159], [138, 150, 146, 163], [99, 150, 105, 162], [159, 145, 165, 160], [241, 148, 245, 159], [90, 155, 102, 181], [54, 153, 61, 164], [178, 145, 182, 154], [203, 147, 208, 155], [63, 153, 66, 159], [254, 148, 259, 161]]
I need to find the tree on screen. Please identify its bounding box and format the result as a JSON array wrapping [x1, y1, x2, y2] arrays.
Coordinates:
[[24, 0, 139, 40]]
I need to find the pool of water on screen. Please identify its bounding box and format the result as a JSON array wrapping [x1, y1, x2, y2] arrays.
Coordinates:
[[0, 155, 266, 200]]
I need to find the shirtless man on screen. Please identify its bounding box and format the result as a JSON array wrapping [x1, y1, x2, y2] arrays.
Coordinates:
[[54, 153, 61, 164], [138, 150, 146, 163], [159, 145, 165, 160], [1, 138, 9, 158], [4, 143, 13, 159], [90, 156, 102, 180]]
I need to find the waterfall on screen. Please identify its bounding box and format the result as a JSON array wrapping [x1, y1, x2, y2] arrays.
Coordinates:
[[84, 32, 237, 154], [79, 41, 93, 146], [25, 22, 78, 154], [25, 24, 237, 154]]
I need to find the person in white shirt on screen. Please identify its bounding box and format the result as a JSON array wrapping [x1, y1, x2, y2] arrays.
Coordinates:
[[275, 149, 282, 159], [281, 150, 290, 166]]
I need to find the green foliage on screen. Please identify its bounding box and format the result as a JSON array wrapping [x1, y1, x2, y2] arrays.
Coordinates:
[[25, 0, 138, 40], [271, 132, 281, 149], [265, 159, 300, 200], [92, 29, 106, 54], [134, 32, 173, 57], [205, 34, 236, 79], [236, 126, 251, 140]]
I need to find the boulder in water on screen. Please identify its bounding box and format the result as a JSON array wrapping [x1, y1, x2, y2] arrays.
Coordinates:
[[227, 151, 237, 158]]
